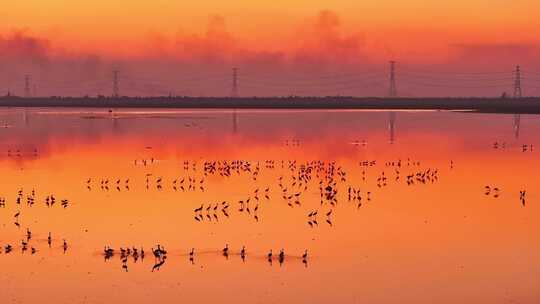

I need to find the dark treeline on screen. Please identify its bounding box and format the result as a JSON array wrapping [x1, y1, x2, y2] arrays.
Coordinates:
[[1, 96, 540, 114]]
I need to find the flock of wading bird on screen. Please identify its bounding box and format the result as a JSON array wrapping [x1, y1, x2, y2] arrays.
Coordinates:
[[492, 142, 534, 152], [102, 243, 310, 272], [0, 156, 529, 273], [0, 189, 71, 255], [90, 158, 444, 272]]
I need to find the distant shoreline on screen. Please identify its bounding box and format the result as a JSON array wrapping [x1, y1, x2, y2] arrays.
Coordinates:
[[1, 96, 539, 114]]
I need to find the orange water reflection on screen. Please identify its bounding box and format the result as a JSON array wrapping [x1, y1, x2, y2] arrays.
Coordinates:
[[0, 109, 538, 303]]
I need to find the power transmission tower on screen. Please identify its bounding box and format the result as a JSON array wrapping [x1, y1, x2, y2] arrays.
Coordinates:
[[513, 65, 522, 98], [24, 75, 31, 97], [231, 67, 238, 97], [388, 61, 397, 97], [510, 67, 522, 138], [113, 70, 120, 98]]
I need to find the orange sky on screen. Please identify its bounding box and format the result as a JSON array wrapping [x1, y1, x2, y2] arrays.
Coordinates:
[[3, 0, 540, 60], [2, 1, 540, 97]]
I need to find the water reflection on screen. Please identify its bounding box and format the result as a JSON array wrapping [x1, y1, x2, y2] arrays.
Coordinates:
[[0, 108, 538, 304], [388, 111, 396, 144], [513, 114, 521, 139], [232, 109, 238, 134]]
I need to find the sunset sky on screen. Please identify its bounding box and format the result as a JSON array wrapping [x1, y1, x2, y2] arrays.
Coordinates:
[[2, 1, 540, 97]]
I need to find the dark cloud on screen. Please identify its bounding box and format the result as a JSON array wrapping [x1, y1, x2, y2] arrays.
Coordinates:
[[2, 13, 538, 98], [174, 14, 237, 63], [0, 30, 50, 65], [293, 10, 367, 66], [450, 43, 540, 67], [0, 11, 377, 97]]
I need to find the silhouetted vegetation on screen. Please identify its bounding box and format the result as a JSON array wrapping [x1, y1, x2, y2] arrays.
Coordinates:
[[1, 96, 540, 114]]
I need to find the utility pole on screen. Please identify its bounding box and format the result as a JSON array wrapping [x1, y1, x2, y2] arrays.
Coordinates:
[[24, 75, 31, 97], [113, 70, 120, 98], [388, 61, 397, 97], [231, 67, 238, 97], [513, 65, 522, 98]]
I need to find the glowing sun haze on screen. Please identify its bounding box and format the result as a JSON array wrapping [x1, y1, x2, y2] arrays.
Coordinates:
[[2, 0, 540, 97]]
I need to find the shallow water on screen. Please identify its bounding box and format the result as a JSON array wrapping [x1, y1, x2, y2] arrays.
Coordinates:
[[0, 108, 538, 303]]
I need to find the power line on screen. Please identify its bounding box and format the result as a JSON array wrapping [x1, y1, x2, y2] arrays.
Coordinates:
[[241, 77, 385, 88], [400, 80, 510, 89], [399, 65, 512, 76], [399, 72, 514, 82], [241, 70, 385, 83], [3, 64, 537, 98]]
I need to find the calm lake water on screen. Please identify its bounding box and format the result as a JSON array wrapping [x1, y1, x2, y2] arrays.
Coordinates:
[[0, 108, 538, 303]]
